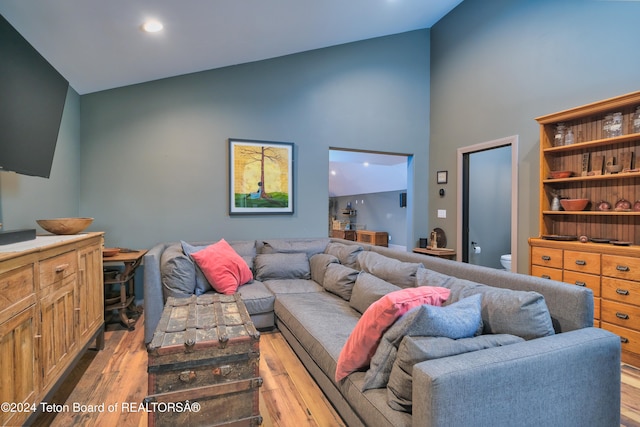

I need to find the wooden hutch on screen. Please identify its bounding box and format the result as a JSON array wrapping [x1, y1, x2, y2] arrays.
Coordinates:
[[529, 90, 640, 367]]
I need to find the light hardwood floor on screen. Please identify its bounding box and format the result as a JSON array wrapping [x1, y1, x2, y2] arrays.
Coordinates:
[[30, 314, 640, 427]]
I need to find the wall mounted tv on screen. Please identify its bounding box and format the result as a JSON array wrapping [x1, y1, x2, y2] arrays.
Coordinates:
[[0, 14, 68, 178]]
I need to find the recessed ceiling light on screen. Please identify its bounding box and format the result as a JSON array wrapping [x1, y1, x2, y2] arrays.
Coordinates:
[[142, 20, 163, 33], [363, 162, 370, 167]]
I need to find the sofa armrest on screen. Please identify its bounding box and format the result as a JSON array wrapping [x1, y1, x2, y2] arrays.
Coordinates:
[[412, 328, 620, 427], [143, 242, 171, 344]]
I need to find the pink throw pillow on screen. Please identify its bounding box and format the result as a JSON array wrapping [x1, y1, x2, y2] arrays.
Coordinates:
[[335, 286, 450, 382], [190, 239, 253, 295]]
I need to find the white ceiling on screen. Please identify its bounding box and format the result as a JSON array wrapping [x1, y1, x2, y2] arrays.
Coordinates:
[[0, 0, 463, 94], [329, 150, 408, 197]]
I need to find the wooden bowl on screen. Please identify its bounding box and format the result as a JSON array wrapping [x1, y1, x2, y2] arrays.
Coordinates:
[[103, 247, 121, 257], [559, 198, 589, 211], [549, 170, 573, 179], [36, 217, 94, 235]]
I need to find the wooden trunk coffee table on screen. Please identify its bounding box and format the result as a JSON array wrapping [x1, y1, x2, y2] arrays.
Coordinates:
[[146, 294, 262, 427]]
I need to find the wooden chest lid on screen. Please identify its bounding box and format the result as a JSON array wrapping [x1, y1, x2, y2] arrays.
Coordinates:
[[148, 293, 259, 355]]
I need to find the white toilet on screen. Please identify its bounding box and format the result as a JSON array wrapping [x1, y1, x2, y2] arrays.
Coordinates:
[[500, 254, 512, 271]]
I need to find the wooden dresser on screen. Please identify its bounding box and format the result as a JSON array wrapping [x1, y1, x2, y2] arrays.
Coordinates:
[[530, 90, 640, 367], [0, 232, 104, 426]]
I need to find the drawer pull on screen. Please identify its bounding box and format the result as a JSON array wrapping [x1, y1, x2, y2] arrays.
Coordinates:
[[616, 312, 629, 320], [574, 281, 586, 287], [541, 275, 551, 280], [541, 255, 551, 261], [616, 265, 630, 272], [575, 260, 586, 266], [616, 288, 630, 296], [55, 263, 70, 272], [620, 337, 629, 344]]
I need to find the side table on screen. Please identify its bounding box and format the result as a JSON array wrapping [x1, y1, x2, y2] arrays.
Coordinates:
[[413, 247, 457, 260], [103, 248, 147, 330]]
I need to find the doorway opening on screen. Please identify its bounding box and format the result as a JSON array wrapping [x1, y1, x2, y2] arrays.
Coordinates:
[[329, 148, 411, 251], [456, 135, 518, 271]]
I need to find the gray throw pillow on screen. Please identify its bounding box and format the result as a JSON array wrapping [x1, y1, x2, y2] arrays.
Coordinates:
[[362, 294, 482, 391], [323, 263, 359, 300], [261, 238, 329, 258], [309, 253, 340, 284], [417, 268, 555, 340], [357, 251, 423, 288], [349, 272, 400, 314], [254, 252, 311, 281], [160, 243, 197, 297], [387, 334, 525, 413], [324, 242, 364, 269], [181, 241, 211, 294]]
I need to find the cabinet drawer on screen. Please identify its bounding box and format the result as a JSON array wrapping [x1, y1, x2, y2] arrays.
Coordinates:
[[0, 264, 35, 319], [563, 250, 600, 275], [562, 270, 600, 297], [602, 277, 640, 306], [601, 300, 640, 331], [39, 251, 77, 289], [531, 246, 562, 268], [601, 322, 640, 356], [594, 297, 600, 320], [531, 265, 562, 281], [602, 254, 640, 281]]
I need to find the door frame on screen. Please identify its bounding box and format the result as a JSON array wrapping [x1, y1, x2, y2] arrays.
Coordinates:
[[456, 135, 519, 271]]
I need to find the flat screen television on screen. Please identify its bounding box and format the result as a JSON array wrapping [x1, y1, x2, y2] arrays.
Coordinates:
[[0, 13, 69, 178]]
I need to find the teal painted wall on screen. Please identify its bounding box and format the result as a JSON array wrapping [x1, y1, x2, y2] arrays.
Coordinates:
[[430, 0, 640, 272], [0, 86, 81, 231], [80, 30, 431, 249]]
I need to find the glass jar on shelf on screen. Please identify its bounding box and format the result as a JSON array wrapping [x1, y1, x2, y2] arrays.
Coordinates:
[[633, 106, 640, 133], [554, 123, 565, 146], [564, 128, 574, 145], [610, 112, 623, 137], [603, 114, 613, 138]]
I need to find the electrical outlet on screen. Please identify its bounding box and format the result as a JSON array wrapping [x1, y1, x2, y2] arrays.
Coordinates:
[[437, 209, 446, 218]]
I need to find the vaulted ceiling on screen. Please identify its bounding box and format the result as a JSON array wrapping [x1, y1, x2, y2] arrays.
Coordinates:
[[0, 0, 462, 94]]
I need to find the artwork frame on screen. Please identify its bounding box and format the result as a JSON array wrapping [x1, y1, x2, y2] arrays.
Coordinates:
[[229, 138, 295, 215], [436, 170, 448, 184]]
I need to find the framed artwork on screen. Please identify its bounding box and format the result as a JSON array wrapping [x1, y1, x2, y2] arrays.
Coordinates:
[[436, 170, 448, 184], [229, 138, 294, 215]]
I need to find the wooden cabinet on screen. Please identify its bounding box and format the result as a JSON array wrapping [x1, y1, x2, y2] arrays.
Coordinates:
[[356, 230, 388, 247], [0, 232, 104, 426], [531, 90, 640, 367], [331, 230, 356, 241]]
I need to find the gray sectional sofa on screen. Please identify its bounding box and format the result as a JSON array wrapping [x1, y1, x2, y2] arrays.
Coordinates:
[[143, 237, 621, 427]]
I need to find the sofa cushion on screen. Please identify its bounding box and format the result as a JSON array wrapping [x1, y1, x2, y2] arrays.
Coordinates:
[[335, 286, 451, 382], [362, 294, 482, 391], [275, 292, 359, 379], [325, 242, 364, 269], [349, 272, 401, 314], [323, 263, 359, 300], [254, 252, 311, 281], [418, 268, 555, 340], [263, 279, 323, 294], [260, 238, 329, 258], [309, 253, 340, 284], [387, 334, 525, 412], [235, 280, 275, 315], [160, 243, 196, 297], [357, 251, 423, 288], [190, 239, 254, 295]]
